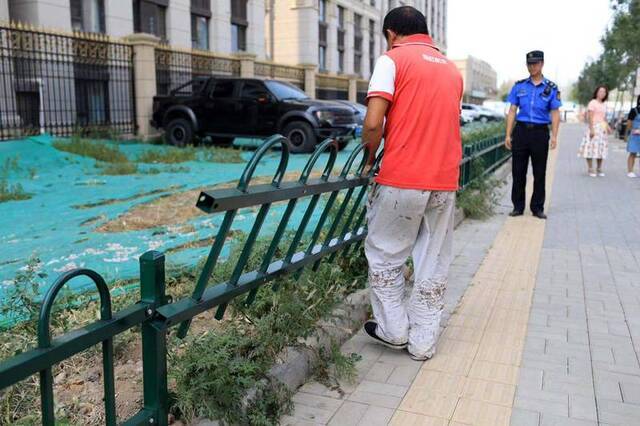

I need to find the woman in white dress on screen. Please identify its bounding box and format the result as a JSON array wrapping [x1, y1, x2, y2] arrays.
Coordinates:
[[578, 86, 611, 177]]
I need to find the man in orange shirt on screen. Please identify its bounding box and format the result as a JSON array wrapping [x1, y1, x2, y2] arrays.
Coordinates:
[[362, 6, 463, 361]]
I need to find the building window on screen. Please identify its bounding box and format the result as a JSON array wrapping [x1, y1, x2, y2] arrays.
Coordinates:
[[133, 0, 168, 41], [318, 0, 327, 71], [337, 6, 345, 73], [71, 0, 106, 33], [354, 13, 362, 76], [231, 0, 248, 52], [369, 19, 375, 74], [191, 0, 211, 50]]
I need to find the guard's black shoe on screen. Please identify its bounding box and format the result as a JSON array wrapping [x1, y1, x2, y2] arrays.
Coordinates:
[[363, 320, 408, 350], [532, 211, 547, 219], [508, 210, 524, 217]]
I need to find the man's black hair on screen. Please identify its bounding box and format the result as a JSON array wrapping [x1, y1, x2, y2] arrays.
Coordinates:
[[636, 95, 640, 107], [382, 6, 429, 37]]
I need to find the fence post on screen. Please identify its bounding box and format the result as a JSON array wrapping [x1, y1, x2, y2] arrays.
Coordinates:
[[139, 250, 169, 426], [125, 33, 160, 140], [348, 75, 358, 102], [301, 63, 317, 98], [236, 52, 256, 78]]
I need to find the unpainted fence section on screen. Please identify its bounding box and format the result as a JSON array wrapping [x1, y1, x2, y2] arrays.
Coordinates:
[[0, 22, 136, 139]]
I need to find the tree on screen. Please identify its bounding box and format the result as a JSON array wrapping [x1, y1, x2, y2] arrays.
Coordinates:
[[574, 0, 639, 104]]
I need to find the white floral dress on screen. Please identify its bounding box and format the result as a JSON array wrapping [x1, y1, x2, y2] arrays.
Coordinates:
[[578, 100, 608, 159]]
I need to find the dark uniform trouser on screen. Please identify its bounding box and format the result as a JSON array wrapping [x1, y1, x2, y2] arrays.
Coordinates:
[[511, 122, 550, 213]]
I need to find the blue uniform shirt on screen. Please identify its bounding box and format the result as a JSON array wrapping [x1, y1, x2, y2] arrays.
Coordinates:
[[507, 77, 562, 124]]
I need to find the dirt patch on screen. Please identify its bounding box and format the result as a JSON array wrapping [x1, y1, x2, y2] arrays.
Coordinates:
[[73, 186, 184, 210], [96, 171, 320, 233], [53, 311, 226, 425]]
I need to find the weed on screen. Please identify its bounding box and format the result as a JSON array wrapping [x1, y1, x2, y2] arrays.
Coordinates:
[[201, 147, 246, 164], [457, 159, 502, 219], [0, 156, 31, 203], [312, 342, 362, 390], [96, 162, 139, 175], [136, 147, 197, 164], [53, 137, 129, 163]]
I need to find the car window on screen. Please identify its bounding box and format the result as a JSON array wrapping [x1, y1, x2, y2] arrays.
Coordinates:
[[241, 81, 268, 99], [264, 80, 309, 100], [462, 105, 471, 110], [211, 80, 235, 98]]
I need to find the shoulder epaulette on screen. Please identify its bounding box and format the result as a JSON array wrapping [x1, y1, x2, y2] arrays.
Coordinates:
[[545, 80, 558, 89], [516, 78, 528, 84]]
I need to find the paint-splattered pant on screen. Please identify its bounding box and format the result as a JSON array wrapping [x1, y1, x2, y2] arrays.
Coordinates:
[[365, 184, 455, 358]]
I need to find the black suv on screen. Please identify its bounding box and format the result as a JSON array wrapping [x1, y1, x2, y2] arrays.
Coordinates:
[[151, 77, 358, 153]]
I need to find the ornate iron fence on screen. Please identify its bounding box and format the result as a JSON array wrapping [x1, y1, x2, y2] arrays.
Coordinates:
[[0, 22, 136, 139], [0, 134, 508, 425], [316, 73, 349, 100], [155, 46, 241, 95], [254, 61, 305, 87]]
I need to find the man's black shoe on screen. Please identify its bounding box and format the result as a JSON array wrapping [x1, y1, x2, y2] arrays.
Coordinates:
[[509, 210, 524, 217], [532, 211, 547, 219], [363, 320, 408, 350]]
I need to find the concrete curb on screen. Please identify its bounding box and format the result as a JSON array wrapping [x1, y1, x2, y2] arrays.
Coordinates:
[[195, 160, 512, 425]]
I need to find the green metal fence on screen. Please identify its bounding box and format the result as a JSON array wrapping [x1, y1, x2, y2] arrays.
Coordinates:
[[0, 134, 508, 425], [459, 136, 511, 189]]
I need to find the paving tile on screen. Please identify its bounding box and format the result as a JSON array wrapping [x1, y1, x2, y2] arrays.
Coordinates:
[[289, 402, 338, 424], [347, 390, 403, 410], [364, 361, 396, 383], [538, 414, 597, 426], [327, 401, 368, 426], [468, 360, 520, 385], [354, 380, 408, 398], [451, 398, 511, 426], [508, 408, 540, 426], [461, 378, 516, 407], [386, 364, 422, 387], [356, 405, 395, 426], [293, 393, 344, 413], [389, 411, 448, 426]]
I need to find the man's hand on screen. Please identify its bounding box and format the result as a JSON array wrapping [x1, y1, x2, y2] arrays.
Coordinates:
[[589, 129, 595, 140], [505, 136, 512, 150], [550, 137, 558, 150]]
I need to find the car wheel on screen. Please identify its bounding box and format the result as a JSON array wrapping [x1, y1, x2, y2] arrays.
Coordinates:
[[165, 118, 193, 147], [283, 121, 316, 154], [211, 137, 235, 147], [480, 116, 489, 124]]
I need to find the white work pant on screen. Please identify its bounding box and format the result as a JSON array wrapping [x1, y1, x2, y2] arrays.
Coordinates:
[[365, 184, 455, 358]]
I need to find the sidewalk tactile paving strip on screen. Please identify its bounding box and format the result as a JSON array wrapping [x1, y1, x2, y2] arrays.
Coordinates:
[[391, 149, 559, 426]]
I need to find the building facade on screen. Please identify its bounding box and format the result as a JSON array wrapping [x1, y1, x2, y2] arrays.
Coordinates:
[[453, 56, 497, 104], [4, 1, 267, 59], [2, 1, 446, 80], [266, 0, 447, 80]]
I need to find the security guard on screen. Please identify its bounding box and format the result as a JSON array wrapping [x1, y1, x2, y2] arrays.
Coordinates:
[[505, 50, 561, 219]]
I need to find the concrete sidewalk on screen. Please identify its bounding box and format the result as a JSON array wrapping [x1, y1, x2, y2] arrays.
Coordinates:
[[283, 123, 640, 426]]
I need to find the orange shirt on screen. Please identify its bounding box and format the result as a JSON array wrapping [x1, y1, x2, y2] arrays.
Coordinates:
[[367, 34, 463, 191]]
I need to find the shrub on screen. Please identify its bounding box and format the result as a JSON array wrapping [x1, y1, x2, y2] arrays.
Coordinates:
[[136, 147, 197, 164]]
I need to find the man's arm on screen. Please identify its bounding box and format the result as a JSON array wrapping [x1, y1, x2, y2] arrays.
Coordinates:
[[505, 104, 517, 150], [550, 109, 560, 150], [362, 97, 389, 169], [626, 119, 633, 142]]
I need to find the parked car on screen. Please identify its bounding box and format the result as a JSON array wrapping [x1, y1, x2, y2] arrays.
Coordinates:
[[461, 103, 502, 123], [151, 77, 358, 153], [334, 100, 367, 138]]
